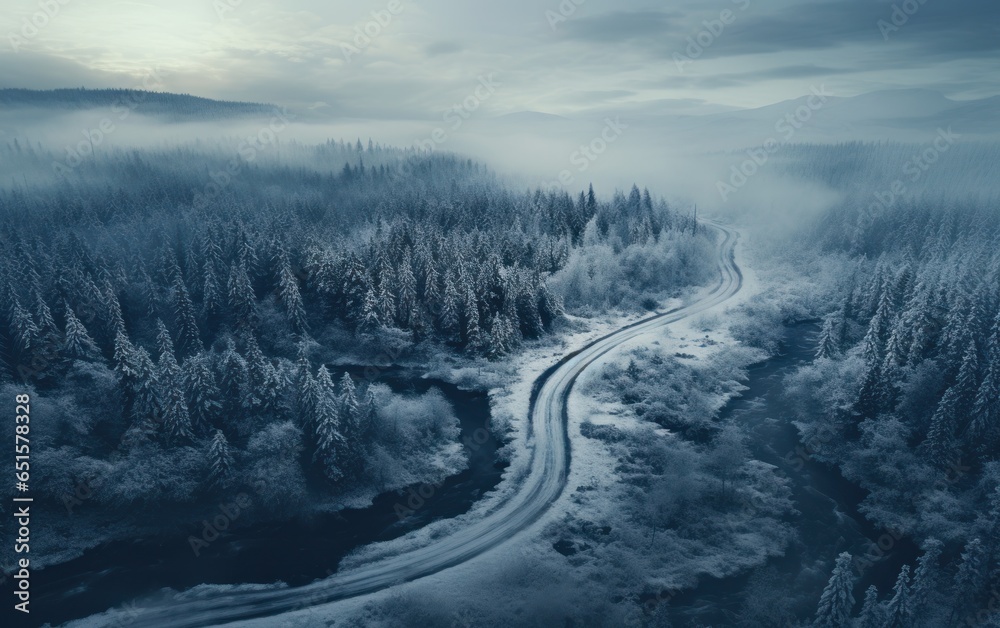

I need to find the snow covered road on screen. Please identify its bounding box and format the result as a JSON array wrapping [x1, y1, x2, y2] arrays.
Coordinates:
[[79, 222, 743, 628]]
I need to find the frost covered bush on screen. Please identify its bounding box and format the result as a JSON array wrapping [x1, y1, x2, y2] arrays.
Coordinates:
[[550, 228, 716, 313]]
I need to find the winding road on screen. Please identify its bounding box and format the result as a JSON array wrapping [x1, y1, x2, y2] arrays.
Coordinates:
[[81, 222, 743, 628]]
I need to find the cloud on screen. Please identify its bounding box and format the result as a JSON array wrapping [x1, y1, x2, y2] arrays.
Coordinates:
[[424, 41, 463, 56], [1, 0, 998, 121]]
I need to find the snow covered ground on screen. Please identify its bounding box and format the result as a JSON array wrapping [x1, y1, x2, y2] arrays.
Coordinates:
[[72, 221, 762, 627]]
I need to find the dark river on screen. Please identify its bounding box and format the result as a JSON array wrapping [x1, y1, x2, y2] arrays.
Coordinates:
[[31, 367, 504, 627], [667, 321, 919, 625], [30, 326, 916, 626]]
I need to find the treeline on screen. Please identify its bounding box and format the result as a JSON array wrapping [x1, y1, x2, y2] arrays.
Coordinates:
[[0, 88, 276, 120], [0, 140, 707, 521], [784, 158, 1000, 624]]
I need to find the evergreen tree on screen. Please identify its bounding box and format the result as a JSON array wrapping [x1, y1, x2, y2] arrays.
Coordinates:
[[218, 340, 249, 432], [857, 585, 884, 628], [361, 387, 378, 441], [359, 285, 380, 332], [856, 320, 888, 418], [952, 538, 988, 620], [339, 372, 359, 434], [9, 297, 39, 357], [183, 352, 221, 434], [207, 429, 233, 488], [885, 565, 913, 628], [438, 275, 461, 342], [202, 265, 222, 329], [295, 346, 319, 435], [113, 331, 140, 386], [340, 255, 369, 322], [172, 275, 202, 357], [905, 287, 939, 365], [33, 291, 59, 347], [968, 316, 1000, 453], [816, 314, 841, 360], [911, 538, 943, 619], [241, 334, 269, 415], [313, 388, 346, 482], [537, 284, 563, 329], [814, 552, 856, 628], [396, 256, 417, 328], [227, 262, 257, 331], [102, 283, 126, 342], [375, 280, 395, 328], [924, 339, 979, 467], [156, 319, 193, 444], [62, 305, 100, 360], [516, 282, 545, 340], [277, 258, 309, 334], [462, 286, 482, 352], [128, 347, 161, 444]]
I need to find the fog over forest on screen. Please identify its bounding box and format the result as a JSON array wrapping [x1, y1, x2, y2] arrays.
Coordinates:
[[0, 1, 998, 627]]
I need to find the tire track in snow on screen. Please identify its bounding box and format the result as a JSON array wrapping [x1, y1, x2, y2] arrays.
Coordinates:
[[79, 222, 742, 628]]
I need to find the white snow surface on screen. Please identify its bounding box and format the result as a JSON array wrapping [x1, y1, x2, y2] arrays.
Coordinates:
[[71, 221, 757, 628]]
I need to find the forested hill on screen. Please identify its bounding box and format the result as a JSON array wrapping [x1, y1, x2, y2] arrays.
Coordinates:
[[779, 142, 1000, 626], [0, 88, 276, 119], [0, 138, 714, 564]]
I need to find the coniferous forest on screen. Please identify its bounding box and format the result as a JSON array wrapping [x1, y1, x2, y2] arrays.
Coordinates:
[[2, 2, 999, 625], [0, 138, 712, 584]]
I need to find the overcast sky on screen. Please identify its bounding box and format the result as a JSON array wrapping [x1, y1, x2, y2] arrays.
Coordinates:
[[2, 0, 998, 120]]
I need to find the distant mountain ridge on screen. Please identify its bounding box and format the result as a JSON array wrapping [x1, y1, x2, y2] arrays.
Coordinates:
[[0, 88, 278, 120]]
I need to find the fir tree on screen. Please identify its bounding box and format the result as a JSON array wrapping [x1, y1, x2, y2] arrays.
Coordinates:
[[968, 316, 1000, 453], [885, 565, 913, 628], [952, 538, 988, 620], [857, 585, 884, 628], [816, 313, 841, 360], [207, 429, 233, 488], [183, 352, 221, 434], [128, 347, 162, 443], [277, 258, 309, 334], [218, 339, 249, 432], [315, 365, 336, 406], [396, 256, 417, 328], [202, 265, 222, 329], [62, 305, 100, 360], [814, 552, 856, 628], [156, 320, 193, 444], [339, 372, 359, 432], [375, 280, 395, 328], [227, 262, 257, 331], [463, 286, 482, 352], [102, 283, 126, 342], [924, 339, 980, 467], [243, 334, 280, 417], [313, 389, 346, 482], [359, 285, 380, 332], [361, 387, 378, 441], [33, 291, 59, 347], [172, 275, 202, 357], [295, 346, 319, 436], [439, 275, 461, 342], [9, 297, 39, 357], [911, 538, 942, 620], [113, 331, 140, 386]]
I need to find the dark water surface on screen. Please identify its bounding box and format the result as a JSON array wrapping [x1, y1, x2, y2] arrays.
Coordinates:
[[668, 322, 918, 625], [32, 367, 503, 627]]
